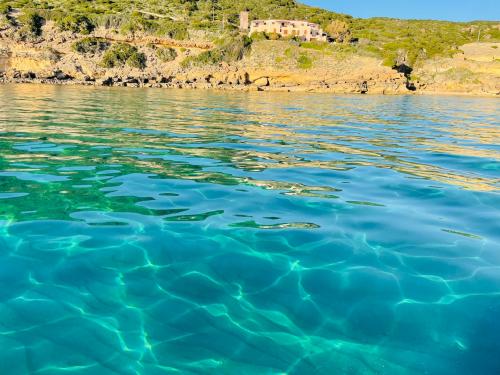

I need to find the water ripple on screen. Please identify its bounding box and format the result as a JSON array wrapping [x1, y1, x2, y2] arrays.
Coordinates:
[[0, 85, 499, 374]]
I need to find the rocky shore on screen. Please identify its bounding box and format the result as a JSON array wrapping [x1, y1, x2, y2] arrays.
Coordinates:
[[1, 22, 499, 96], [0, 70, 411, 94]]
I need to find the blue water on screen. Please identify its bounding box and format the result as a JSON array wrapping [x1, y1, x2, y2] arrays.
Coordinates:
[[0, 84, 499, 374]]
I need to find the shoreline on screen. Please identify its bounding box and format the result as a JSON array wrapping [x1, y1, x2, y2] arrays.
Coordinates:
[[1, 79, 499, 98]]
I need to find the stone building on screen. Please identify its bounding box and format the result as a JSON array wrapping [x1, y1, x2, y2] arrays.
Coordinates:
[[239, 11, 249, 32], [239, 12, 328, 42]]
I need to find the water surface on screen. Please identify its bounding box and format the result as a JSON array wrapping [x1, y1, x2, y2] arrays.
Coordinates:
[[0, 85, 499, 374]]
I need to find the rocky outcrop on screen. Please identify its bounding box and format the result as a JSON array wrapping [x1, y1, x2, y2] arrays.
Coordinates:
[[412, 43, 500, 96]]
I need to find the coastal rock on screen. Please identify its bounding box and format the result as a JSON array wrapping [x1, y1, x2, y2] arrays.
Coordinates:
[[21, 72, 36, 79], [53, 70, 72, 80], [124, 77, 139, 84], [100, 77, 113, 86], [159, 76, 173, 84], [359, 81, 368, 94]]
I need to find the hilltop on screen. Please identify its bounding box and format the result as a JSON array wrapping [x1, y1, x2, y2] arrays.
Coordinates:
[[1, 0, 499, 95]]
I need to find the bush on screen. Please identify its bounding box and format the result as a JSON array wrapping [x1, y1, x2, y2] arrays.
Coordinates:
[[126, 51, 147, 69], [102, 43, 146, 69], [181, 36, 252, 68], [268, 32, 281, 40], [72, 37, 109, 54], [181, 49, 223, 68], [57, 14, 95, 34], [297, 53, 313, 69], [156, 47, 178, 62], [250, 32, 268, 41], [300, 41, 329, 51], [0, 4, 11, 15], [157, 20, 188, 40], [19, 10, 44, 37], [120, 12, 157, 35], [221, 36, 252, 61]]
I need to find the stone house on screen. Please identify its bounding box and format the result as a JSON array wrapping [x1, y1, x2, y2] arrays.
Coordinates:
[[240, 12, 328, 42]]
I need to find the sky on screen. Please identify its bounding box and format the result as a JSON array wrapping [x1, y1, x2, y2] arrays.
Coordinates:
[[302, 0, 500, 21]]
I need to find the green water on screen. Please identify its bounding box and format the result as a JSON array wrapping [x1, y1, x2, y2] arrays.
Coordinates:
[[0, 84, 499, 374]]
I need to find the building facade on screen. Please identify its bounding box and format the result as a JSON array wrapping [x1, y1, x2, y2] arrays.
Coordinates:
[[240, 13, 327, 42]]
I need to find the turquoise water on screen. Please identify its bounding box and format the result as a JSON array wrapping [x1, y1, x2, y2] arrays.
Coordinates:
[[0, 85, 499, 374]]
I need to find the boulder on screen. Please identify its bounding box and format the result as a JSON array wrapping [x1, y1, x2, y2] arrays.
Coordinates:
[[124, 77, 139, 84], [53, 70, 72, 80], [21, 72, 36, 79], [100, 77, 113, 86], [159, 76, 172, 84], [359, 81, 368, 94]]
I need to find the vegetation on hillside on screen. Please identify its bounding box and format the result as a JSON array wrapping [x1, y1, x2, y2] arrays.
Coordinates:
[[155, 47, 178, 62], [181, 35, 252, 67], [57, 14, 94, 34], [72, 37, 109, 54], [101, 43, 146, 69], [1, 0, 499, 68], [351, 18, 500, 67], [18, 9, 44, 39]]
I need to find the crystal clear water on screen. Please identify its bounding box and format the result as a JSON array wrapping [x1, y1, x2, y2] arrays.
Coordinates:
[[0, 84, 499, 374]]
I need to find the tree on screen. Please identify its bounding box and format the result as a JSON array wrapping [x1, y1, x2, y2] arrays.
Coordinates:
[[19, 10, 44, 37]]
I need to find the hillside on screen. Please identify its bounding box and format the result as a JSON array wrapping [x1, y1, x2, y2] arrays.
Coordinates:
[[1, 0, 499, 95]]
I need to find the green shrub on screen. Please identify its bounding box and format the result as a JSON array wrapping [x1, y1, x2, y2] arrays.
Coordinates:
[[250, 32, 268, 41], [101, 43, 146, 69], [156, 47, 178, 62], [181, 49, 223, 68], [486, 28, 500, 40], [268, 32, 281, 40], [297, 53, 313, 69], [156, 20, 188, 40], [19, 10, 44, 37], [57, 14, 95, 34], [127, 51, 147, 69], [120, 11, 157, 35], [222, 36, 252, 61], [72, 37, 109, 54], [0, 4, 11, 15], [181, 36, 252, 68], [300, 41, 329, 51]]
